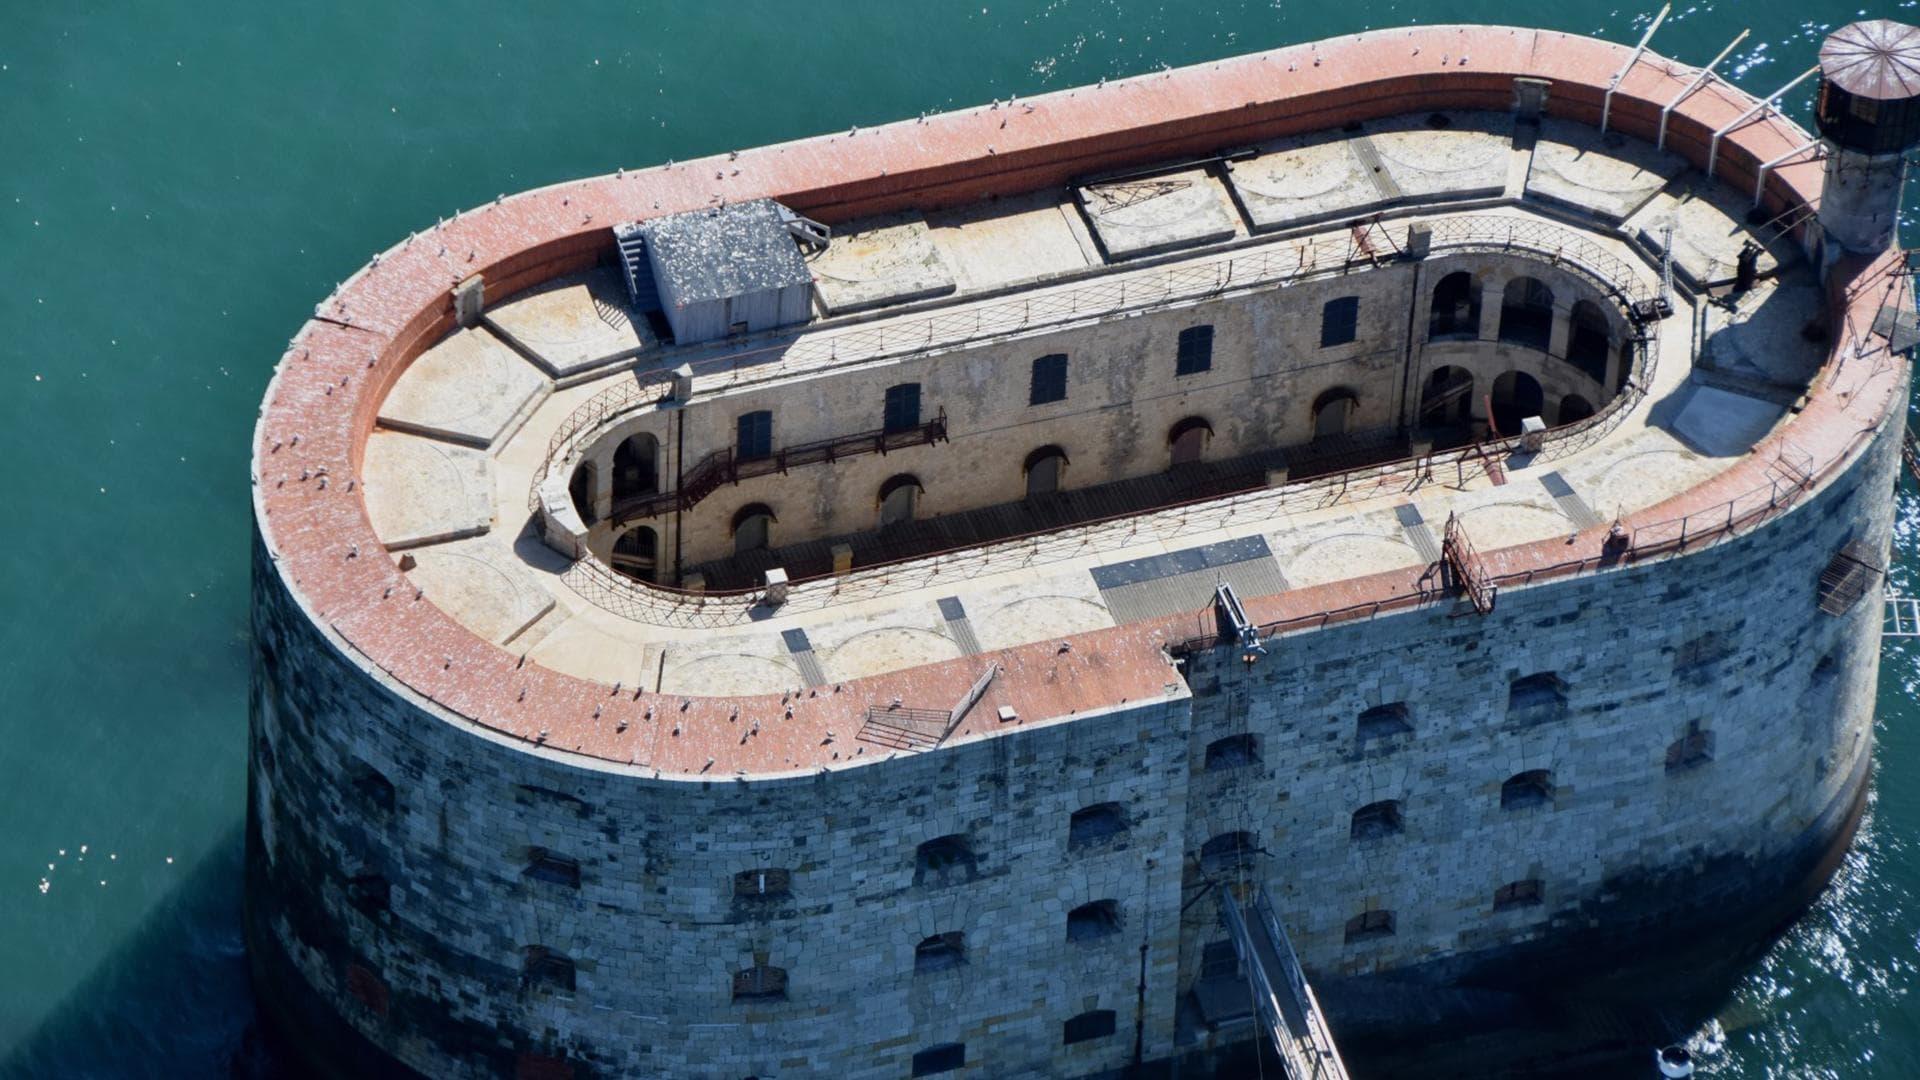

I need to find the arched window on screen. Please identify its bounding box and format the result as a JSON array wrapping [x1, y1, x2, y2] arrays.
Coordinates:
[[1200, 831, 1257, 872], [1507, 672, 1567, 723], [1429, 271, 1481, 338], [1024, 445, 1069, 499], [611, 527, 658, 582], [523, 946, 576, 992], [523, 847, 581, 888], [1498, 277, 1554, 349], [1566, 300, 1611, 382], [914, 834, 976, 887], [731, 503, 776, 554], [878, 473, 924, 528], [914, 931, 966, 973], [568, 461, 597, 525], [731, 963, 788, 1003], [1489, 370, 1544, 436], [1068, 802, 1127, 849], [1168, 416, 1213, 467], [1666, 728, 1716, 774], [612, 432, 659, 500], [1344, 909, 1395, 943], [1203, 734, 1259, 772], [1501, 770, 1555, 810], [1420, 366, 1474, 428], [1349, 800, 1404, 841], [1067, 899, 1122, 942], [1064, 1009, 1118, 1044], [1311, 387, 1360, 440], [1557, 394, 1595, 425], [1356, 703, 1413, 741]]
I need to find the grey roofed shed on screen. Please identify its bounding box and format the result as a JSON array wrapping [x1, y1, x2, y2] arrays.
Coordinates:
[[641, 199, 815, 345]]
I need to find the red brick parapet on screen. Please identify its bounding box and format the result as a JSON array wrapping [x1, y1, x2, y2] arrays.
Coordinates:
[[253, 24, 1907, 778]]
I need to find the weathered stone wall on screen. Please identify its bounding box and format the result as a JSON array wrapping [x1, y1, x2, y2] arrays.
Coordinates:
[[576, 248, 1629, 576]]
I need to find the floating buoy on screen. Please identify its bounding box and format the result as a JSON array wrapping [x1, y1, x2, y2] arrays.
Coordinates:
[[1656, 1045, 1694, 1078]]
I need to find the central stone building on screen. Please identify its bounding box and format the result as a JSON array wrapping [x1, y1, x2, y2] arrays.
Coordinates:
[[246, 21, 1917, 1079]]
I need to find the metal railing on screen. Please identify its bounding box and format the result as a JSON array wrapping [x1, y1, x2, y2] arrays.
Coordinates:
[[1221, 885, 1350, 1080]]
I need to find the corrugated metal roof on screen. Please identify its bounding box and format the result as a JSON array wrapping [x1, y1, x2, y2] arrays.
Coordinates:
[[1820, 20, 1920, 102], [644, 198, 812, 306]]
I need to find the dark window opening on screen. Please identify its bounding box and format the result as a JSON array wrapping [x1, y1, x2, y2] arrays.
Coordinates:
[[1168, 416, 1213, 466], [1501, 770, 1555, 810], [1558, 394, 1595, 425], [1204, 734, 1259, 772], [1489, 369, 1545, 436], [346, 872, 390, 914], [568, 462, 597, 525], [1030, 353, 1068, 405], [1068, 802, 1128, 849], [731, 502, 776, 555], [523, 847, 581, 888], [1429, 271, 1480, 338], [350, 761, 395, 812], [1566, 300, 1612, 383], [1349, 800, 1405, 841], [1320, 296, 1360, 348], [1176, 325, 1214, 376], [733, 867, 793, 899], [735, 410, 773, 461], [1344, 909, 1396, 943], [523, 946, 576, 993], [1067, 899, 1122, 943], [1200, 831, 1258, 873], [1311, 387, 1359, 440], [1420, 365, 1476, 430], [732, 964, 788, 1003], [1498, 277, 1554, 350], [1200, 940, 1240, 979], [610, 527, 658, 583], [612, 432, 659, 500], [914, 931, 967, 973], [915, 834, 977, 887], [912, 1043, 965, 1076], [1357, 703, 1413, 741], [1508, 672, 1568, 720], [883, 383, 922, 434], [1024, 444, 1069, 498], [878, 473, 923, 529], [1493, 878, 1544, 911], [1666, 728, 1716, 774], [1064, 1009, 1118, 1045]]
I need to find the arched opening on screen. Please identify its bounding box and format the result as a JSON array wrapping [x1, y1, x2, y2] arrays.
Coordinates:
[[1498, 277, 1554, 350], [1168, 416, 1213, 467], [1489, 370, 1544, 436], [1429, 271, 1481, 338], [1199, 831, 1257, 873], [1419, 366, 1475, 436], [568, 461, 597, 525], [1557, 394, 1595, 425], [1567, 300, 1611, 382], [1501, 769, 1555, 810], [878, 474, 923, 528], [611, 527, 658, 582], [1024, 445, 1069, 498], [1311, 388, 1359, 440], [612, 433, 659, 501], [731, 503, 776, 555], [1349, 800, 1405, 841]]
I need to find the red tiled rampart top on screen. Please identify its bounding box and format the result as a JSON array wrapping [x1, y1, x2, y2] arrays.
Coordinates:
[[253, 25, 1908, 778]]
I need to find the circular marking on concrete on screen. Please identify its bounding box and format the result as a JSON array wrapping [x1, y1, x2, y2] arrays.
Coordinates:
[[1456, 500, 1579, 541], [823, 626, 965, 680], [1283, 533, 1423, 588], [1229, 149, 1355, 202], [662, 652, 802, 697], [982, 593, 1116, 643], [1588, 449, 1700, 519]]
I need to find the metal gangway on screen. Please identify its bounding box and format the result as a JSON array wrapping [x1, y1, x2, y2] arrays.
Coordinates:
[[1221, 884, 1352, 1080], [1886, 595, 1920, 637]]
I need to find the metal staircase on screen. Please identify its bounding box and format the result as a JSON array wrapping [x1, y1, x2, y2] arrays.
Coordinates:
[[612, 223, 659, 311], [1221, 884, 1352, 1080]]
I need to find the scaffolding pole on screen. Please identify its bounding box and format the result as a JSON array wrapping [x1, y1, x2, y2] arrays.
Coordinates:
[[1657, 29, 1749, 150], [1706, 65, 1820, 178], [1752, 140, 1824, 207], [1600, 4, 1673, 134]]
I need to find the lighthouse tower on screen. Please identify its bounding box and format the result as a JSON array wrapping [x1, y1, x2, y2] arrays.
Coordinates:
[[1815, 20, 1920, 255]]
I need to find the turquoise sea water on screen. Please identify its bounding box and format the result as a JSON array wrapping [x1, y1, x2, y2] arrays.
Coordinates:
[[1, 1, 1916, 1075]]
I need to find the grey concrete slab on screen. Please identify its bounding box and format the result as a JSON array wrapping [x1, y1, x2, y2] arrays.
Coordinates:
[[925, 191, 1094, 295], [377, 326, 547, 448], [809, 213, 957, 314], [1625, 180, 1796, 292], [1664, 383, 1789, 458], [1225, 132, 1383, 232], [485, 267, 658, 378], [406, 535, 556, 646], [360, 431, 494, 549], [1526, 120, 1687, 222], [1077, 167, 1241, 259], [1699, 276, 1826, 391], [1367, 111, 1514, 202]]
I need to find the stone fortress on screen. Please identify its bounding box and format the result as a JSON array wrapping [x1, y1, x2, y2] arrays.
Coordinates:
[[247, 19, 1919, 1080]]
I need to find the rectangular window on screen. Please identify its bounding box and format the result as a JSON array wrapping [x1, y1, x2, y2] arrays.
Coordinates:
[[1321, 296, 1360, 348], [912, 1043, 965, 1076], [1176, 325, 1214, 376], [1030, 353, 1068, 405], [736, 410, 773, 461], [883, 383, 922, 433]]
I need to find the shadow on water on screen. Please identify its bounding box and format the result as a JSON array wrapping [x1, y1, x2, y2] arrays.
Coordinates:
[[0, 823, 285, 1080]]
